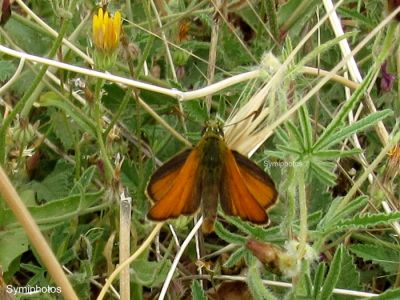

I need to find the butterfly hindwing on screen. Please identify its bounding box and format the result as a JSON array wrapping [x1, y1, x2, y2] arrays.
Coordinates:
[[147, 149, 202, 220]]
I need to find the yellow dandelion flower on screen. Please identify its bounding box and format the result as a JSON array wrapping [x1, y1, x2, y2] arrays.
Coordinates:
[[92, 8, 121, 53]]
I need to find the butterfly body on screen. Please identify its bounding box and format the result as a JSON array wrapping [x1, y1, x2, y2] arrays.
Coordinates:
[[197, 123, 227, 232], [147, 120, 278, 232]]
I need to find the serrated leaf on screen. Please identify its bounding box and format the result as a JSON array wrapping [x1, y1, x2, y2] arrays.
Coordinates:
[[215, 221, 246, 244], [334, 249, 361, 299], [192, 280, 207, 300], [327, 211, 400, 234], [31, 160, 74, 201], [349, 244, 400, 274], [51, 111, 77, 150], [317, 246, 343, 300], [0, 60, 16, 81]]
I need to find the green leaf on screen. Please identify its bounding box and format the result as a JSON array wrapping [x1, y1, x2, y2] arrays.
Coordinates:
[[215, 221, 246, 244], [0, 191, 103, 229], [313, 263, 326, 298], [315, 110, 392, 150], [313, 149, 361, 159], [130, 259, 171, 287], [31, 160, 74, 201], [224, 216, 283, 241], [337, 8, 375, 28], [191, 280, 207, 300], [39, 91, 96, 137], [4, 18, 51, 55], [318, 196, 368, 230], [275, 126, 289, 144], [298, 105, 313, 150], [276, 144, 303, 155], [309, 160, 337, 186], [329, 211, 400, 234], [335, 249, 361, 299], [373, 288, 400, 300], [317, 246, 343, 300], [69, 166, 97, 195], [0, 231, 28, 272], [297, 32, 356, 68], [312, 68, 377, 151], [349, 244, 400, 274], [285, 121, 306, 152], [0, 60, 16, 81], [51, 111, 78, 150], [278, 0, 319, 38], [223, 246, 246, 268], [293, 262, 313, 299]]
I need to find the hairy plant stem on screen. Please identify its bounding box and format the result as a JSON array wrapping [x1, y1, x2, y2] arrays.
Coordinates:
[[94, 78, 113, 184], [297, 166, 308, 258]]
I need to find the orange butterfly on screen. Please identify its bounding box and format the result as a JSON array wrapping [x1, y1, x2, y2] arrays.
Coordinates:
[[146, 120, 278, 233]]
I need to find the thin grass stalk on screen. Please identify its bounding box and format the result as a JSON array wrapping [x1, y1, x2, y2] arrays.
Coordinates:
[[119, 193, 132, 300], [97, 222, 164, 300], [158, 217, 204, 300], [205, 0, 222, 113]]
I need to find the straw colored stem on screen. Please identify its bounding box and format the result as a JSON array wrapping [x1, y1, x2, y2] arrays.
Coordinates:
[[0, 166, 78, 299]]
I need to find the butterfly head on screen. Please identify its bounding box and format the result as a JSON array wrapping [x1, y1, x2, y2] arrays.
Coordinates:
[[202, 119, 224, 138]]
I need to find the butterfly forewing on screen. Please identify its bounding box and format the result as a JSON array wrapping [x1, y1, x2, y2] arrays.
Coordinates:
[[147, 149, 202, 220], [232, 151, 278, 208]]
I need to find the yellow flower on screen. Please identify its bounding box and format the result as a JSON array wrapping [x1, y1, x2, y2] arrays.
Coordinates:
[[92, 8, 121, 53]]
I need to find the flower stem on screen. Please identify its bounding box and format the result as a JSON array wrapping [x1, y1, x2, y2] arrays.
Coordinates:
[[94, 78, 113, 184]]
